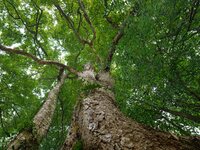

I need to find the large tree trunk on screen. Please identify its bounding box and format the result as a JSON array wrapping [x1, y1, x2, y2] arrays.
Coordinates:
[[7, 72, 67, 150], [62, 87, 200, 150]]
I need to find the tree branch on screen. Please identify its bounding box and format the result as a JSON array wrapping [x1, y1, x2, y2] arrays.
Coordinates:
[[0, 44, 78, 75], [161, 107, 200, 123], [105, 16, 120, 29], [55, 3, 101, 65], [54, 4, 91, 46], [77, 0, 96, 44], [139, 100, 200, 124], [161, 115, 190, 135], [3, 1, 48, 57], [103, 0, 120, 29], [103, 2, 141, 71], [77, 7, 83, 33], [104, 20, 126, 71], [32, 1, 47, 58]]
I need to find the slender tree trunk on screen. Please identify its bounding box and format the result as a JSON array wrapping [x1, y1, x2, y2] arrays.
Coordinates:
[[7, 72, 67, 150], [62, 87, 200, 150]]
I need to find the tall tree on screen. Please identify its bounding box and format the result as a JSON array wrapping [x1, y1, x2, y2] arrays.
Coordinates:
[[0, 0, 199, 149]]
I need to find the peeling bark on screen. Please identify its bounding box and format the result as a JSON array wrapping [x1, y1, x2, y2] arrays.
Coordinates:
[[62, 88, 200, 150], [7, 72, 67, 150]]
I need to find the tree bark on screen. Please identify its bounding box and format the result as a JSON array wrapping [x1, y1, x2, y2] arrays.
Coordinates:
[[7, 72, 67, 150], [62, 87, 200, 150]]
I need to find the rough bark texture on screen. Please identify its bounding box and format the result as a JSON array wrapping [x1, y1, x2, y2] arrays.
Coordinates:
[[7, 72, 67, 150], [62, 88, 200, 150]]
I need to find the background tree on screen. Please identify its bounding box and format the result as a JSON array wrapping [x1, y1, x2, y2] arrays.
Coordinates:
[[0, 0, 199, 149]]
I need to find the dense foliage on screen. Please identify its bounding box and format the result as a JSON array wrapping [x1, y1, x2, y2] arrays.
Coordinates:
[[0, 0, 199, 149]]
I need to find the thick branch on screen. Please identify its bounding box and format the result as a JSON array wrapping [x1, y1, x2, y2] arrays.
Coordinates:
[[0, 44, 78, 75]]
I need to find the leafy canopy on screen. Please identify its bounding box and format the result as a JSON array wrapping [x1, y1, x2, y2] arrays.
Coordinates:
[[0, 0, 200, 149]]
